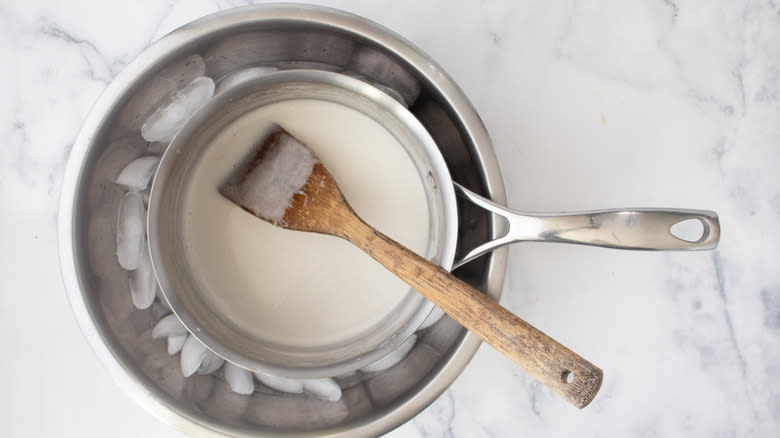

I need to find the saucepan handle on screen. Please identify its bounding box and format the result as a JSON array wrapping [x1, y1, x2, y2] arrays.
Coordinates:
[[452, 183, 720, 269]]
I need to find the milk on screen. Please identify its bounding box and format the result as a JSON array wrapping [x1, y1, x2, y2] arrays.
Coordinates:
[[182, 99, 430, 348]]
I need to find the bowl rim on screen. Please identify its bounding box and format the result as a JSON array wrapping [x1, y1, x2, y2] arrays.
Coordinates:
[[58, 4, 508, 437]]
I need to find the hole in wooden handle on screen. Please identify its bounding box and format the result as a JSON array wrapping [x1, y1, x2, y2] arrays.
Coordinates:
[[562, 370, 574, 384]]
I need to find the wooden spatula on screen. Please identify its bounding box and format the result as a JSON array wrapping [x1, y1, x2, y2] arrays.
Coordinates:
[[222, 127, 603, 408]]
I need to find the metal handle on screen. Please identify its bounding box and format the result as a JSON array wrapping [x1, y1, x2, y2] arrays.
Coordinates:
[[453, 183, 721, 268]]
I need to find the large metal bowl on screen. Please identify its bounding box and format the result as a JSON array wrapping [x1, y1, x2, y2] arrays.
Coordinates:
[[58, 4, 508, 437]]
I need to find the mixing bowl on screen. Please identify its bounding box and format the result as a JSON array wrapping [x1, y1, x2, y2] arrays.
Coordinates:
[[58, 4, 508, 437]]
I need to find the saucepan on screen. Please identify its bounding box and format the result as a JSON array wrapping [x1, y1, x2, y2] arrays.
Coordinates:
[[148, 68, 720, 381]]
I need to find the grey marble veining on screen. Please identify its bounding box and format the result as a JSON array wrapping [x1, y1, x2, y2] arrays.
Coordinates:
[[1, 0, 778, 437]]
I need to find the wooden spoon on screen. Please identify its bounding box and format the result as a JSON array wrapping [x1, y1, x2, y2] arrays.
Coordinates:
[[222, 127, 603, 408]]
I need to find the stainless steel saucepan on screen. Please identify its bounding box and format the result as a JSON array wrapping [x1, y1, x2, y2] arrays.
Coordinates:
[[148, 69, 720, 381]]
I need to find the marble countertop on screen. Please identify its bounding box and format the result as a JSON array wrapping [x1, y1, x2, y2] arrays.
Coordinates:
[[2, 0, 778, 436]]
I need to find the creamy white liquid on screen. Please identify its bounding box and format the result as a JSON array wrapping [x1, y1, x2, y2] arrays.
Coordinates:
[[182, 99, 429, 348]]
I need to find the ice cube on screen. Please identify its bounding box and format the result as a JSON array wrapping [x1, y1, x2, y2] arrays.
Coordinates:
[[254, 372, 304, 394], [224, 362, 255, 395], [167, 334, 187, 355], [141, 76, 215, 143], [360, 334, 417, 373], [118, 54, 206, 133], [152, 314, 188, 339], [116, 192, 145, 270], [93, 136, 148, 197], [129, 242, 156, 309], [181, 335, 207, 377], [302, 378, 342, 402], [115, 156, 160, 191], [198, 351, 224, 375], [215, 66, 278, 94]]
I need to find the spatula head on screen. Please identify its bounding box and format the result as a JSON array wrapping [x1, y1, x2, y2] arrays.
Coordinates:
[[221, 127, 354, 235]]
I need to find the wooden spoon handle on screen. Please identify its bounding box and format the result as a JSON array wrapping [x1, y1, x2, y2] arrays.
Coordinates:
[[347, 220, 603, 408]]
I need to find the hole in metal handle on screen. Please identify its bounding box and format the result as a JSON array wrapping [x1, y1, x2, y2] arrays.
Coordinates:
[[670, 218, 706, 243]]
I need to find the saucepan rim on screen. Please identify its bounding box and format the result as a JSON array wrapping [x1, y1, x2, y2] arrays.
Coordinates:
[[147, 69, 461, 378]]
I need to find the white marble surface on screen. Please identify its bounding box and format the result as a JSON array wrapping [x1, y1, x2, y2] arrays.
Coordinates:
[[2, 0, 779, 436]]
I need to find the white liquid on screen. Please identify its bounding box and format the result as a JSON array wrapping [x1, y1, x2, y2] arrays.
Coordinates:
[[182, 99, 429, 347]]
